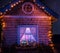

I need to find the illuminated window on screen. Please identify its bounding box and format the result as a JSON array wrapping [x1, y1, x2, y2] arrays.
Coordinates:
[[17, 25, 38, 45]]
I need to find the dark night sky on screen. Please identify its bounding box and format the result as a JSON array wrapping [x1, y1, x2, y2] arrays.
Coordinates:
[[41, 0, 60, 34]]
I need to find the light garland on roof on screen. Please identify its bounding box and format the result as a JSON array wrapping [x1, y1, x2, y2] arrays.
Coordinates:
[[36, 3, 55, 17], [0, 0, 41, 16], [4, 0, 22, 15], [0, 0, 53, 17], [1, 0, 13, 8], [0, 0, 23, 15]]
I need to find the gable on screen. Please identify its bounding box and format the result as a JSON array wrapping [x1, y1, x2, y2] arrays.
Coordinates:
[[5, 2, 50, 17]]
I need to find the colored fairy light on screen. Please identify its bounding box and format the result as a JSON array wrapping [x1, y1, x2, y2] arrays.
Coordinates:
[[42, 6, 45, 9], [13, 4, 16, 6], [11, 5, 14, 8], [48, 34, 52, 37], [5, 9, 8, 11], [16, 2, 19, 4], [19, 0, 21, 3], [50, 44, 54, 47], [48, 31, 52, 33], [49, 37, 52, 39]]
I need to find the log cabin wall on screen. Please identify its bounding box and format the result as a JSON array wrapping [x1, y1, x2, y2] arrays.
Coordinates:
[[2, 2, 52, 46]]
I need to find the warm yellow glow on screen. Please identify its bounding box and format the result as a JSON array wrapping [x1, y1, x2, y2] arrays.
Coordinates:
[[49, 37, 52, 39], [50, 44, 54, 47], [48, 33, 52, 37], [2, 22, 6, 28], [0, 16, 3, 18], [49, 17, 52, 20]]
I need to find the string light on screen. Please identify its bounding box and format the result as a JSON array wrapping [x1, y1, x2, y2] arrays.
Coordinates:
[[48, 30, 56, 53], [11, 5, 14, 8], [5, 9, 8, 12], [3, 0, 22, 15], [16, 2, 19, 5], [19, 0, 21, 3], [13, 4, 16, 6], [48, 30, 52, 34], [42, 6, 45, 9], [0, 0, 21, 15], [0, 15, 3, 18], [48, 16, 52, 22], [50, 44, 54, 47], [2, 22, 6, 28]]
